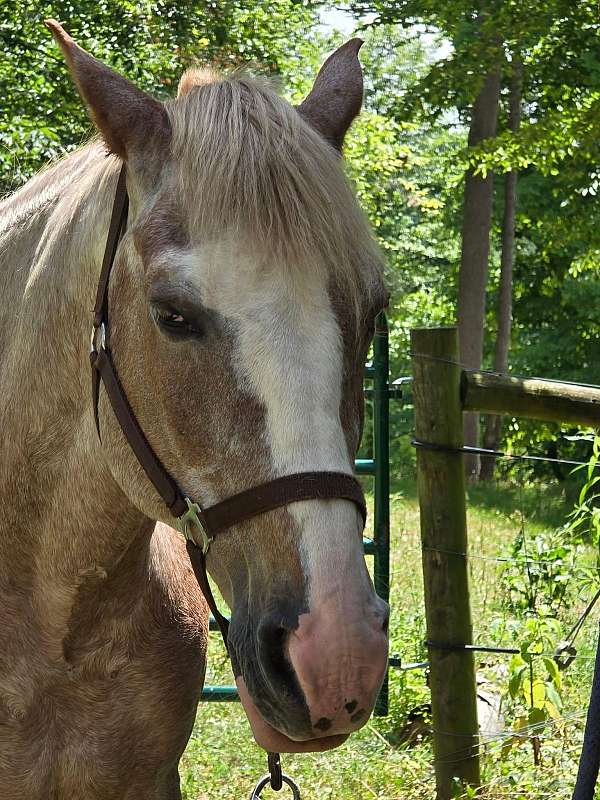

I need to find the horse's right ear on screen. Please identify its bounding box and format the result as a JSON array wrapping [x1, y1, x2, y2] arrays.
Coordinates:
[[45, 19, 170, 159]]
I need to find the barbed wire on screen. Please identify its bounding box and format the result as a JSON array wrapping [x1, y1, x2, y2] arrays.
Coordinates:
[[412, 438, 600, 470], [431, 710, 589, 766], [421, 545, 597, 572]]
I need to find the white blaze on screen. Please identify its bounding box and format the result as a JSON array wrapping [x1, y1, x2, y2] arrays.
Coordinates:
[[179, 238, 366, 588]]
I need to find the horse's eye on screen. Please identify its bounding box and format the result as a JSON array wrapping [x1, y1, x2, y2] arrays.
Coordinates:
[[153, 306, 203, 337], [155, 307, 186, 329]]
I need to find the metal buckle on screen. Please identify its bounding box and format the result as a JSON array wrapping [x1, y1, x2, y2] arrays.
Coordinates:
[[90, 322, 106, 355], [176, 497, 213, 554]]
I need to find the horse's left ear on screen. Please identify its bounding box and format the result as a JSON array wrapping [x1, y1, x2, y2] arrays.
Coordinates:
[[44, 19, 170, 160], [297, 39, 364, 152]]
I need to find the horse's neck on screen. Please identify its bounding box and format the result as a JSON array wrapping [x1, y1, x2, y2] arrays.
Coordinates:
[[0, 145, 150, 600]]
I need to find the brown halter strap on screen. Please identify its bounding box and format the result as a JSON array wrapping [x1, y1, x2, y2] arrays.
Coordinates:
[[89, 165, 367, 652]]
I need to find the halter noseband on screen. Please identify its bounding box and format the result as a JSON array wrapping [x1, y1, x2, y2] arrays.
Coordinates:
[[89, 164, 367, 650]]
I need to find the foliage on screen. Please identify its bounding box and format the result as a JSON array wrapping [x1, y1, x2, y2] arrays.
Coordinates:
[[503, 526, 581, 617], [567, 437, 600, 548], [503, 618, 564, 759], [497, 445, 600, 764], [0, 0, 319, 193], [339, 24, 466, 381], [346, 0, 600, 457]]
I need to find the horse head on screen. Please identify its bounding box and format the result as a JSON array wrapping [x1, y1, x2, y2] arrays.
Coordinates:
[[47, 20, 389, 752]]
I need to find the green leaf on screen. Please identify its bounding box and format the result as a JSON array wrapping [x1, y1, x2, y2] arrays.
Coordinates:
[[509, 664, 528, 699], [533, 680, 547, 708], [545, 682, 563, 711], [543, 656, 562, 689], [528, 706, 547, 729]]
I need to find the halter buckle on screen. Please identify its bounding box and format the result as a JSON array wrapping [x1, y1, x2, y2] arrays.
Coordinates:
[[176, 497, 213, 555], [90, 322, 107, 355]]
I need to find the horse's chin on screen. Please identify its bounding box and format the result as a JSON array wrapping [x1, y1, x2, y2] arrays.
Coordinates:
[[235, 677, 349, 753]]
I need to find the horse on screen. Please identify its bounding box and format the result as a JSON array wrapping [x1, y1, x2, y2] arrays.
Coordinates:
[[0, 20, 389, 799]]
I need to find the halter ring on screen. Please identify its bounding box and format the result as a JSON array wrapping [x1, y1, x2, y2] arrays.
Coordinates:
[[250, 773, 301, 799]]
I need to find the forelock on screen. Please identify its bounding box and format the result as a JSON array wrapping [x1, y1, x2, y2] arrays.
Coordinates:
[[164, 69, 384, 319]]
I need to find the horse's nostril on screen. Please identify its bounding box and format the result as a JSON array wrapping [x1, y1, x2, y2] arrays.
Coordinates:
[[256, 616, 310, 705], [257, 618, 291, 676], [262, 624, 286, 653]]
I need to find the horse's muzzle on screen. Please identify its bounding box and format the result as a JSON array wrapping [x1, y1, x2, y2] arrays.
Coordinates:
[[229, 591, 389, 743]]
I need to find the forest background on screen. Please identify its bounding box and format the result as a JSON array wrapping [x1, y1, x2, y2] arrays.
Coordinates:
[[2, 0, 598, 480]]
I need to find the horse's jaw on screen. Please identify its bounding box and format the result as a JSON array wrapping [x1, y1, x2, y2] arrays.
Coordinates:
[[236, 677, 349, 753]]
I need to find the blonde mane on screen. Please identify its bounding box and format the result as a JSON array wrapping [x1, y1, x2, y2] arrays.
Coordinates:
[[166, 69, 383, 306]]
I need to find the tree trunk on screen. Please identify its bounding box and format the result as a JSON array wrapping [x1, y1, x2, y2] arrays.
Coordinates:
[[458, 65, 502, 482], [480, 58, 523, 481]]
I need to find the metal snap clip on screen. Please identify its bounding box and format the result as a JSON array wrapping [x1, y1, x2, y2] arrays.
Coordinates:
[[267, 752, 282, 791], [176, 498, 213, 555]]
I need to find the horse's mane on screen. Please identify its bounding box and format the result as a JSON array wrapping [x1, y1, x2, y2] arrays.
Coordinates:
[[167, 69, 383, 303]]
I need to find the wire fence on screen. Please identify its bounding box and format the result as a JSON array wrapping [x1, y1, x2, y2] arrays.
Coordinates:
[[379, 350, 600, 794]]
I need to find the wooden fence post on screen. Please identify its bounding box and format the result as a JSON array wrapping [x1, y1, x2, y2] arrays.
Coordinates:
[[411, 327, 481, 799]]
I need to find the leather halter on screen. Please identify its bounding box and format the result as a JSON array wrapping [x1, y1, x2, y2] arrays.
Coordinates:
[[89, 164, 367, 651]]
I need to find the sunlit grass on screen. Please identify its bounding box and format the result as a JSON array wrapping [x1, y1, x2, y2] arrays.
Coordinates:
[[180, 472, 597, 799]]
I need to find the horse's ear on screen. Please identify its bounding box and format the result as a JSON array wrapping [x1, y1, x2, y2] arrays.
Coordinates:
[[44, 19, 170, 159], [297, 39, 364, 152]]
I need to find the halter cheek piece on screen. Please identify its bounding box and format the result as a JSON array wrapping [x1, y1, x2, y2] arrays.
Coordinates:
[[89, 165, 367, 653]]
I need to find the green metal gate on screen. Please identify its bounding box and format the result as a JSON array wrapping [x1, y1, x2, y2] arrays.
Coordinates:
[[201, 312, 391, 716]]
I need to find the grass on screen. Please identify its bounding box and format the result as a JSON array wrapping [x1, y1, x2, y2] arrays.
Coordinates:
[[180, 464, 599, 799]]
